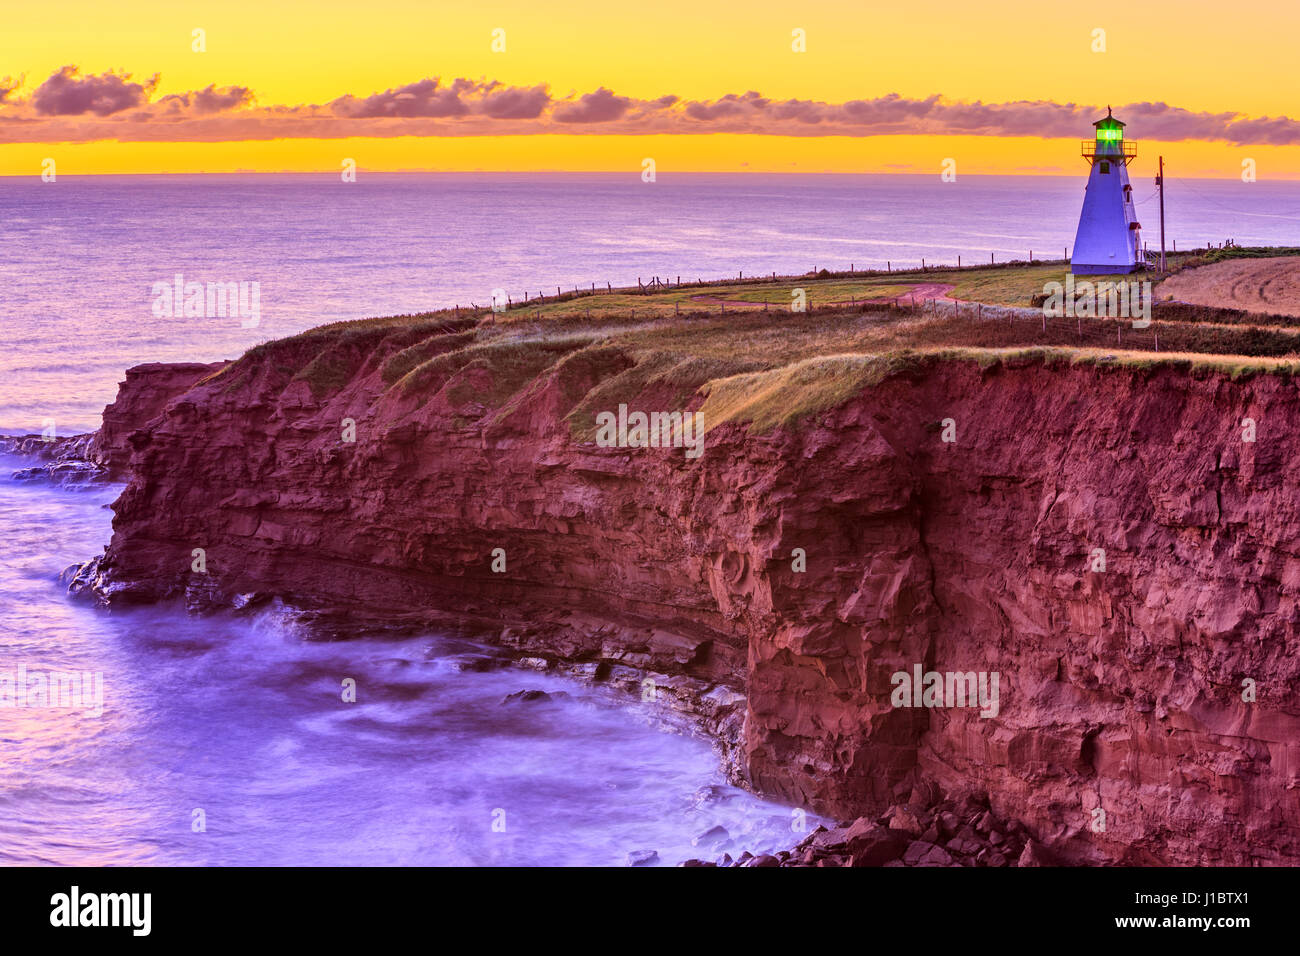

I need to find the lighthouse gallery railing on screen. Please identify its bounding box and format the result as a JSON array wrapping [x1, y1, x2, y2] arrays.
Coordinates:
[[1080, 141, 1137, 163]]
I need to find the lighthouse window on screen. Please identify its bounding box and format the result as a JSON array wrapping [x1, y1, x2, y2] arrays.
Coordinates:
[[1099, 161, 1111, 174]]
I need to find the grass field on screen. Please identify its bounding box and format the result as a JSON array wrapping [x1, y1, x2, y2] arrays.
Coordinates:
[[234, 248, 1300, 433]]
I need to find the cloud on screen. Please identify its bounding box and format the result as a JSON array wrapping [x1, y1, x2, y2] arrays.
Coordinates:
[[328, 77, 556, 121], [4, 69, 1300, 147], [1224, 115, 1300, 146], [553, 88, 631, 123], [479, 83, 550, 119], [156, 84, 254, 115], [0, 75, 22, 103], [331, 77, 474, 118], [841, 93, 940, 127], [685, 91, 769, 121], [32, 66, 157, 116], [770, 99, 825, 124]]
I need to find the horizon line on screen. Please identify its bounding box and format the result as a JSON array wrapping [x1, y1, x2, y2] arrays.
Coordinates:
[[3, 169, 1292, 181]]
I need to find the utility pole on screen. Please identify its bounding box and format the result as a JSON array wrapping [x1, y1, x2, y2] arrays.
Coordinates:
[[1156, 155, 1167, 274]]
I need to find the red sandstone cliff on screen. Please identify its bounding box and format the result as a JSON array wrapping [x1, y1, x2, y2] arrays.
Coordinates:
[[90, 362, 228, 476], [1, 362, 221, 486], [88, 323, 1300, 865]]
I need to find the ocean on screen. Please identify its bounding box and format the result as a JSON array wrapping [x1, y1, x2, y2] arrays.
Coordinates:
[[1, 171, 1296, 865]]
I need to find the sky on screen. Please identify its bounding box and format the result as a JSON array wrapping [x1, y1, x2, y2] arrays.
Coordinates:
[[3, 0, 1300, 177]]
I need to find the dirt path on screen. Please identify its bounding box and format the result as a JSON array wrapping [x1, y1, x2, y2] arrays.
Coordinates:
[[900, 282, 959, 304], [1159, 256, 1300, 318]]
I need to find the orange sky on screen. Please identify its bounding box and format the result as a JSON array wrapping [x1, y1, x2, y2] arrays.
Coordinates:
[[4, 0, 1299, 177]]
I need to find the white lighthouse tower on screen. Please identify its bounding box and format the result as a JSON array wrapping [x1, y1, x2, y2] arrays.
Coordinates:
[[1071, 108, 1142, 275]]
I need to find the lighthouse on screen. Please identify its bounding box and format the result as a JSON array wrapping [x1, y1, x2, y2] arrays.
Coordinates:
[[1071, 108, 1142, 275]]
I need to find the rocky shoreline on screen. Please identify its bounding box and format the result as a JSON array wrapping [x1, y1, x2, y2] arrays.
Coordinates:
[[0, 432, 108, 486], [687, 787, 1051, 867]]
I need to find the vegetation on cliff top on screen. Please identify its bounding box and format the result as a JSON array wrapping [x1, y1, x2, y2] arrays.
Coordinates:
[[207, 250, 1300, 434]]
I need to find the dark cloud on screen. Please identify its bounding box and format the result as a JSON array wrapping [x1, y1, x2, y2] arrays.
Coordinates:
[[331, 78, 474, 118], [192, 84, 254, 114], [31, 66, 157, 116], [685, 91, 769, 121], [840, 94, 940, 126], [156, 84, 253, 115], [1121, 101, 1233, 140], [1224, 115, 1300, 146], [771, 99, 824, 124], [479, 83, 550, 119], [553, 87, 631, 123]]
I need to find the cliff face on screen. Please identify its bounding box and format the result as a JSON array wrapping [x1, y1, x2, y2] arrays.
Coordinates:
[[90, 362, 228, 476], [1, 363, 221, 485], [92, 324, 1300, 865]]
